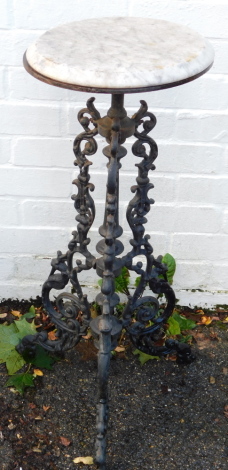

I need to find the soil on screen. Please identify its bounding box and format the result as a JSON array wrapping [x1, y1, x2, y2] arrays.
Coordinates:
[[0, 299, 227, 470]]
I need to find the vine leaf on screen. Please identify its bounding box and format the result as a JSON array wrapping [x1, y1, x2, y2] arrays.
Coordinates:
[[5, 373, 34, 395], [167, 316, 181, 336], [15, 317, 37, 339], [173, 312, 196, 331], [133, 349, 159, 365], [23, 345, 56, 370], [161, 253, 176, 284], [0, 317, 37, 375]]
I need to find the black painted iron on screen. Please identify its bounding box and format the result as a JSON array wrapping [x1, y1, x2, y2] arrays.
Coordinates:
[[17, 94, 194, 469]]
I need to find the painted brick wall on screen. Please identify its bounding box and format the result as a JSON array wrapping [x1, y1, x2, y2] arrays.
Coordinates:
[[0, 0, 227, 306]]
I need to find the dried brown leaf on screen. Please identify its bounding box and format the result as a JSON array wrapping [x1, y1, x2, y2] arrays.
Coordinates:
[[73, 456, 94, 465], [43, 405, 51, 412], [115, 346, 126, 353], [11, 310, 21, 317], [224, 405, 228, 418], [48, 330, 58, 341], [0, 313, 7, 319], [60, 436, 72, 447], [33, 369, 43, 376], [209, 376, 216, 384]]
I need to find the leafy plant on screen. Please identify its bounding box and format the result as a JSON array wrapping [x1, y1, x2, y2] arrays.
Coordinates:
[[172, 312, 196, 331], [160, 253, 176, 284], [0, 306, 56, 394], [135, 253, 176, 287], [98, 266, 130, 295], [133, 349, 160, 365]]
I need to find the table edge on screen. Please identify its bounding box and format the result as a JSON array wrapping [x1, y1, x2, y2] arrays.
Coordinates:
[[23, 53, 213, 94]]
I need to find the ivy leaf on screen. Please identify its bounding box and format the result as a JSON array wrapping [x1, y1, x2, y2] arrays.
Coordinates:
[[167, 316, 181, 336], [29, 305, 36, 314], [6, 350, 26, 375], [0, 323, 19, 346], [173, 312, 196, 331], [15, 316, 37, 339], [24, 345, 55, 370], [162, 253, 176, 284], [5, 372, 34, 394], [133, 349, 159, 365], [0, 317, 37, 375], [21, 311, 36, 320]]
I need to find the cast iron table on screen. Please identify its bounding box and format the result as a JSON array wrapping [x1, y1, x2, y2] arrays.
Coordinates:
[[17, 17, 214, 469]]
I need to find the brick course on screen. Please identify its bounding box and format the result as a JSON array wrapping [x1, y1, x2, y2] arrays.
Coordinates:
[[0, 0, 227, 306]]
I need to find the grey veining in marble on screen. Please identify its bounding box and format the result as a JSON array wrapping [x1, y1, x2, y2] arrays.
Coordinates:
[[26, 17, 214, 90]]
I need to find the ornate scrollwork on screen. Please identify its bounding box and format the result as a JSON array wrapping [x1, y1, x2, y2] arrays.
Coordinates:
[[17, 98, 101, 355], [121, 100, 190, 359]]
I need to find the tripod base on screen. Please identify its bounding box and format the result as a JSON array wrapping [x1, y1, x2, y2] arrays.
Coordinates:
[[16, 94, 195, 469]]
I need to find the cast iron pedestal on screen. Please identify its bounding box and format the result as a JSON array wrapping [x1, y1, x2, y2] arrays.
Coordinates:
[[17, 93, 194, 468]]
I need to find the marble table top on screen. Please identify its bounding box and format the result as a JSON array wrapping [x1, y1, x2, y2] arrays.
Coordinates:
[[25, 17, 214, 93]]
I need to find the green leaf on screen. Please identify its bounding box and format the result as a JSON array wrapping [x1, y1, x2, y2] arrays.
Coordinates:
[[114, 267, 130, 295], [0, 317, 37, 375], [167, 316, 181, 336], [0, 342, 16, 364], [5, 372, 34, 394], [0, 323, 19, 346], [6, 350, 26, 375], [133, 349, 159, 365], [173, 312, 196, 331], [24, 345, 55, 370], [29, 305, 36, 314], [162, 253, 176, 284], [134, 276, 141, 287], [20, 311, 36, 320], [15, 316, 37, 339]]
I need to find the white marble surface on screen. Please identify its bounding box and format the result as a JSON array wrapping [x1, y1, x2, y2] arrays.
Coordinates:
[[26, 17, 214, 90]]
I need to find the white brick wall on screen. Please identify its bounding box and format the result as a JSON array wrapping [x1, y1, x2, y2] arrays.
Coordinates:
[[0, 0, 227, 306]]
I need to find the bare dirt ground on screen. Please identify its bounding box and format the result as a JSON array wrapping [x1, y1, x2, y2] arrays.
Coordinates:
[[0, 299, 227, 470]]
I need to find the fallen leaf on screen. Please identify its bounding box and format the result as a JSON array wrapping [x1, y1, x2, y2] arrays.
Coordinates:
[[43, 405, 51, 412], [222, 367, 228, 375], [224, 316, 228, 323], [210, 331, 220, 341], [199, 316, 212, 325], [11, 310, 21, 318], [8, 423, 16, 430], [33, 369, 43, 376], [180, 419, 185, 423], [28, 402, 36, 409], [32, 447, 42, 453], [34, 416, 42, 420], [224, 405, 228, 418], [0, 313, 7, 319], [209, 376, 216, 384], [73, 456, 94, 465], [48, 330, 58, 341], [82, 331, 92, 340], [191, 331, 210, 350], [60, 436, 72, 447], [115, 346, 126, 353]]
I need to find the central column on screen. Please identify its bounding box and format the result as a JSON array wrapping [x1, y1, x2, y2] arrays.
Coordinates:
[[90, 94, 136, 468]]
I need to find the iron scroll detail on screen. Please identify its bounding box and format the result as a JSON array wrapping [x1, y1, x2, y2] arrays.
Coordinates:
[[17, 98, 101, 354], [121, 100, 193, 362], [16, 95, 195, 470]]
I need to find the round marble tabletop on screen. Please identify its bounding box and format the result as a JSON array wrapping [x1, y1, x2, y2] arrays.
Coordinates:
[[25, 17, 214, 93]]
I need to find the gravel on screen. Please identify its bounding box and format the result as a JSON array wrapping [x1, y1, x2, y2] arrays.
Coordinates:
[[0, 326, 227, 470]]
